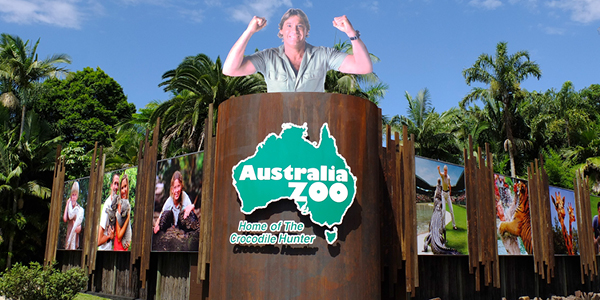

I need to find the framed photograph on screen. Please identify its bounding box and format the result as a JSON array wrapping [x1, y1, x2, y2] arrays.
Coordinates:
[[549, 186, 578, 255], [58, 178, 90, 250], [495, 175, 532, 255], [152, 152, 203, 252], [97, 167, 138, 251], [416, 156, 466, 255]]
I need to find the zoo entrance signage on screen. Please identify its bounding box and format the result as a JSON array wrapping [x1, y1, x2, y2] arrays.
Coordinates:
[[230, 123, 357, 245]]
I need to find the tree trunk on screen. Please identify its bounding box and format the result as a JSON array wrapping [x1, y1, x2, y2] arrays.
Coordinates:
[[566, 119, 571, 148], [504, 96, 516, 178], [6, 195, 17, 269], [7, 106, 25, 269], [19, 105, 25, 140], [508, 139, 516, 178], [6, 232, 13, 270]]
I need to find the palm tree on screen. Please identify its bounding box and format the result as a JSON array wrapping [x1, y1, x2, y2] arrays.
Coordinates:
[[453, 104, 491, 154], [524, 82, 592, 151], [0, 110, 59, 269], [462, 41, 541, 177], [581, 84, 600, 112], [549, 81, 591, 148], [381, 114, 402, 141], [103, 127, 144, 171], [103, 101, 160, 170], [0, 33, 71, 139], [325, 40, 387, 105], [151, 90, 205, 158], [155, 53, 265, 158], [460, 93, 536, 174], [405, 88, 433, 129], [402, 89, 460, 163]]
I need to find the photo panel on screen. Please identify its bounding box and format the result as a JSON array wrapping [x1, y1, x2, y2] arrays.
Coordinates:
[[97, 167, 138, 251], [592, 195, 600, 255], [415, 156, 467, 255], [58, 177, 90, 250], [152, 152, 203, 252], [495, 175, 532, 255], [549, 186, 578, 255]]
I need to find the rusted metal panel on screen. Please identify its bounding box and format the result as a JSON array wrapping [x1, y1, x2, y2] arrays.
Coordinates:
[[198, 104, 216, 282], [84, 143, 105, 273], [132, 120, 160, 289], [574, 170, 597, 283], [464, 140, 499, 291], [465, 138, 478, 275], [45, 145, 66, 266], [209, 93, 381, 299], [398, 128, 418, 295], [528, 157, 555, 284]]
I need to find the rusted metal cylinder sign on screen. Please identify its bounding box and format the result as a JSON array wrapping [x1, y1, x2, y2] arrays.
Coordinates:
[[209, 93, 381, 299]]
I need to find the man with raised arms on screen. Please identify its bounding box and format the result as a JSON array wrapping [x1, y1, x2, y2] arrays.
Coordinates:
[[223, 8, 373, 92], [438, 165, 457, 230]]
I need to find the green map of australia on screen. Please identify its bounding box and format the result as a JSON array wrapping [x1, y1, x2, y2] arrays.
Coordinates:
[[231, 123, 357, 244]]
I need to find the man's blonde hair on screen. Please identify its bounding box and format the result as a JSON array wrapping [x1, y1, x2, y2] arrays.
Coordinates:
[[71, 181, 80, 194], [278, 8, 310, 38]]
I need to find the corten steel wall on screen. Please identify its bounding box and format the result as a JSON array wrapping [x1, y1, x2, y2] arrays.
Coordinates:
[[209, 93, 381, 299]]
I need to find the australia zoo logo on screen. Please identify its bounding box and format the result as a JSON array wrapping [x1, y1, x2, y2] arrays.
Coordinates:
[[230, 123, 357, 245]]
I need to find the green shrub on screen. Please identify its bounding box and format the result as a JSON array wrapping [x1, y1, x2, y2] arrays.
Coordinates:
[[0, 262, 88, 300]]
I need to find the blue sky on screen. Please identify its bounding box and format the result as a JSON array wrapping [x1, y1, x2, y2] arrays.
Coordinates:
[[415, 156, 463, 186], [1, 0, 599, 118]]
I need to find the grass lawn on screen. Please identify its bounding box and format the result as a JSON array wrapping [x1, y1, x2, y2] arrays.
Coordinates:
[[444, 204, 469, 254], [75, 293, 111, 300]]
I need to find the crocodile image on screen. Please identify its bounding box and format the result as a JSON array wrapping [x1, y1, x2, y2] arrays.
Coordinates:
[[423, 180, 459, 255]]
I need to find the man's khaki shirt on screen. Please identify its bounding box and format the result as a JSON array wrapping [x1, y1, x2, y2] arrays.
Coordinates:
[[247, 43, 348, 92]]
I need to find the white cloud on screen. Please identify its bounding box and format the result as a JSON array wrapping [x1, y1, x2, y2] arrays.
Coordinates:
[[0, 0, 87, 28], [360, 1, 379, 13], [538, 24, 566, 35], [229, 0, 293, 23], [469, 0, 503, 9], [508, 0, 538, 9], [180, 9, 204, 23], [119, 0, 163, 4], [204, 0, 221, 7], [548, 0, 600, 23]]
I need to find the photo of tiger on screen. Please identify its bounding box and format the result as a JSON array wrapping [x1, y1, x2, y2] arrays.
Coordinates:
[[498, 180, 532, 255]]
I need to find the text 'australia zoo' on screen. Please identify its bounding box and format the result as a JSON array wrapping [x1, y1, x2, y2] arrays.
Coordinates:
[[231, 123, 357, 244], [238, 165, 351, 203]]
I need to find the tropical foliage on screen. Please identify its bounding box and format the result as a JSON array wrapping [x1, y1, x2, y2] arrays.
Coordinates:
[[0, 109, 59, 269], [0, 34, 70, 270], [461, 41, 541, 177], [34, 67, 136, 153], [402, 88, 460, 163], [153, 53, 266, 158], [32, 67, 136, 178], [3, 32, 600, 272], [324, 40, 387, 105]]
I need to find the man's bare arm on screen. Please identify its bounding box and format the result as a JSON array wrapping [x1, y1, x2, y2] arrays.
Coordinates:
[[97, 226, 114, 247], [333, 15, 373, 75], [222, 16, 266, 76]]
